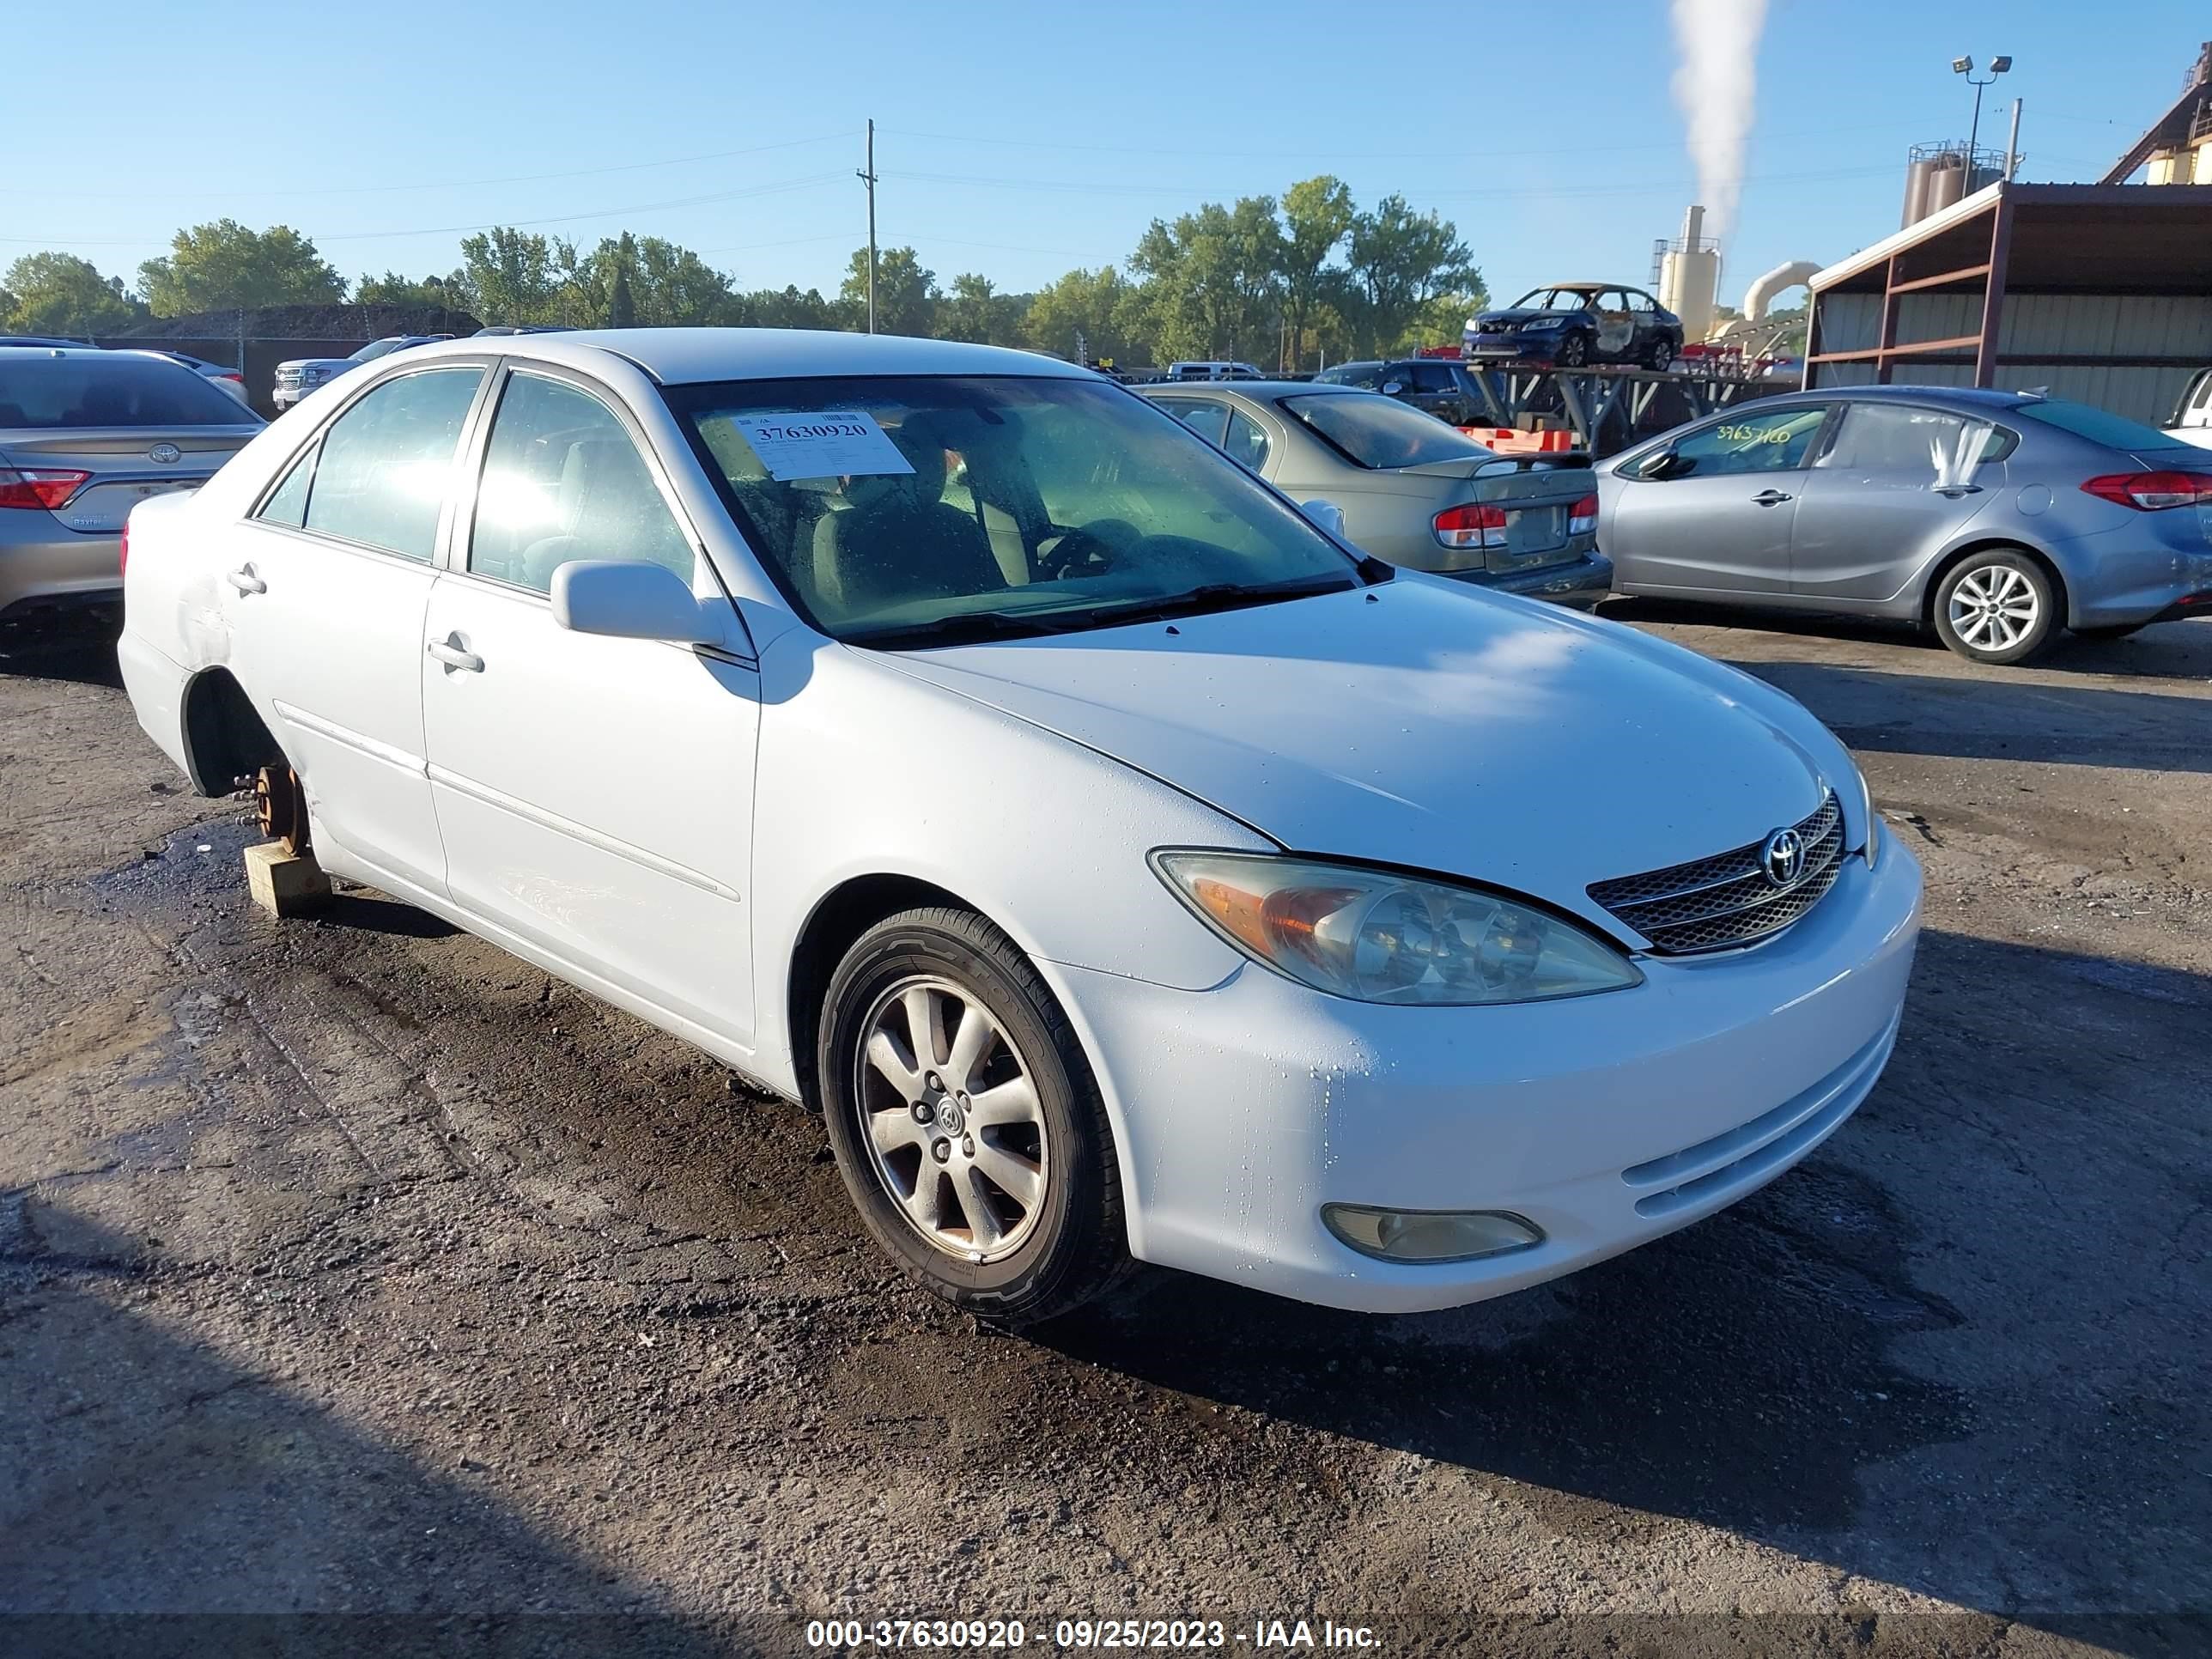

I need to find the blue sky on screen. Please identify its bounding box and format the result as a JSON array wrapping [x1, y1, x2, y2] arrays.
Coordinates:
[[8, 0, 2202, 312]]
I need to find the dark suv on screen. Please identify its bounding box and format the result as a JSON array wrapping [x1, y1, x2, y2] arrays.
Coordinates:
[[1315, 358, 1491, 427], [1464, 284, 1683, 370]]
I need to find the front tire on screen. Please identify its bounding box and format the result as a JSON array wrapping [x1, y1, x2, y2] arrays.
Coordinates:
[[1932, 550, 2057, 665], [817, 907, 1126, 1325], [1556, 331, 1591, 368]]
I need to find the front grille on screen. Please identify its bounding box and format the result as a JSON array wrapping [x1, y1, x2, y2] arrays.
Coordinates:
[[1589, 793, 1845, 955]]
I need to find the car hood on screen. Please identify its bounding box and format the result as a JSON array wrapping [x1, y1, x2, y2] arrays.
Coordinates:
[[878, 578, 1848, 925], [1475, 307, 1584, 326]]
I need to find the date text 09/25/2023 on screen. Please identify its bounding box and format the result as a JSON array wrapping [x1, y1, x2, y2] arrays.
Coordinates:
[[805, 1617, 1382, 1650]]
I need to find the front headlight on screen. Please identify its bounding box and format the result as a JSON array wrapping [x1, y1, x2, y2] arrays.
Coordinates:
[[1152, 851, 1642, 1006], [1520, 314, 1567, 329]]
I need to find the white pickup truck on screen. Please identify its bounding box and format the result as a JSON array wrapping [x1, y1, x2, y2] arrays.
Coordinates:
[[2166, 369, 2212, 450]]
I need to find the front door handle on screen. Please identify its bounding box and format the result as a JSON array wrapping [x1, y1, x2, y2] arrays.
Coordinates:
[[1934, 483, 1984, 497], [1750, 489, 1794, 507], [226, 565, 266, 594], [426, 634, 483, 673]]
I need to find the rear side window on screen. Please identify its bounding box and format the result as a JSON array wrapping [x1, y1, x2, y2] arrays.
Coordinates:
[[1224, 409, 1270, 473], [2015, 399, 2186, 452], [299, 367, 484, 560], [1278, 392, 1486, 470], [256, 447, 316, 526], [0, 354, 255, 428], [1157, 398, 1230, 446], [1818, 403, 2008, 480], [468, 372, 694, 592]]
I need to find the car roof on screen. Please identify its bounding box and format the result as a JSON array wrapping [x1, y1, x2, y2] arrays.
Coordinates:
[[398, 326, 1097, 386], [1808, 384, 2042, 410], [1142, 380, 1363, 399]]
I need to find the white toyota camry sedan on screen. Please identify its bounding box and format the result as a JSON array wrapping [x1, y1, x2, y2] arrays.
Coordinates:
[[119, 329, 1922, 1324]]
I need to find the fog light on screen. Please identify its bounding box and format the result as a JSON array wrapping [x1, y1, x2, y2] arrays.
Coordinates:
[[1322, 1204, 1544, 1264]]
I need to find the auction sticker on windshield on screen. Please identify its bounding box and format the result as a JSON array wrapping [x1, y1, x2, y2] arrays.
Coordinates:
[[727, 410, 915, 481]]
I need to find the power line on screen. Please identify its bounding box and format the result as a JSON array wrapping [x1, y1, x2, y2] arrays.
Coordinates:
[[0, 172, 851, 248], [878, 121, 1917, 162], [877, 161, 1904, 202], [0, 131, 856, 203]]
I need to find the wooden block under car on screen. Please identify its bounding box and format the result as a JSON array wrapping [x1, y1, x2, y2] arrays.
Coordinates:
[[244, 841, 331, 917]]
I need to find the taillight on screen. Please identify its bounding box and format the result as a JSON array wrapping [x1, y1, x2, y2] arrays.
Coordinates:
[[2080, 471, 2212, 510], [1434, 500, 1509, 549], [218, 372, 244, 383], [119, 517, 131, 577], [1568, 492, 1599, 535], [0, 465, 93, 510]]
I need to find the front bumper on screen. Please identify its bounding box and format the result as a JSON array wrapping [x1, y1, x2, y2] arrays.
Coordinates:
[[1464, 331, 1564, 360], [1437, 550, 1613, 609], [1049, 834, 1922, 1313], [0, 521, 124, 620]]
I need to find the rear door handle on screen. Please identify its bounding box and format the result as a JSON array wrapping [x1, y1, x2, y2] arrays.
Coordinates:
[[1750, 489, 1794, 506], [426, 634, 483, 673], [1935, 483, 1984, 497], [226, 565, 266, 594]]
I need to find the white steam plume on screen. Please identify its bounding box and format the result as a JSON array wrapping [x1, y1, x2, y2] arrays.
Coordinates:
[[1669, 0, 1771, 236]]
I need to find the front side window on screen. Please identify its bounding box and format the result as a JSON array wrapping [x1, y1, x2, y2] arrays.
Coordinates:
[[1819, 402, 2004, 483], [1658, 404, 1831, 478], [301, 367, 483, 560], [469, 372, 694, 593], [1407, 362, 1455, 393], [1279, 392, 1488, 470], [668, 374, 1364, 647]]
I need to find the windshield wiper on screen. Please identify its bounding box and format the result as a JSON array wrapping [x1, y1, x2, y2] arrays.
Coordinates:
[[1067, 574, 1357, 631], [845, 610, 1091, 651]]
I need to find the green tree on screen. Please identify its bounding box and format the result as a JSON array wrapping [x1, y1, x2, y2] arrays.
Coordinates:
[[1022, 265, 1146, 364], [137, 221, 344, 317], [1129, 197, 1285, 365], [454, 228, 564, 326], [935, 273, 1027, 347], [606, 234, 639, 327], [840, 246, 937, 337], [1279, 176, 1353, 371], [3, 252, 142, 337], [353, 270, 454, 307], [734, 284, 842, 331], [1340, 196, 1480, 357], [621, 236, 738, 325]]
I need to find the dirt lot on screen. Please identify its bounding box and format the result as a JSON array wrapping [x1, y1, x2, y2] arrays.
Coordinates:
[[2, 604, 2207, 1658]]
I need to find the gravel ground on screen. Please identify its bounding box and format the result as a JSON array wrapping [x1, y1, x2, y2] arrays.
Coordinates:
[[1, 605, 2206, 1659]]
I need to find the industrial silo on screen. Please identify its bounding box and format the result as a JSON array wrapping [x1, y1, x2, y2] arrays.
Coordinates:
[[1658, 204, 1721, 344]]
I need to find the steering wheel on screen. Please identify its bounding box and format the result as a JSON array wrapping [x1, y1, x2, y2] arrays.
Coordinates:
[[1036, 519, 1139, 581]]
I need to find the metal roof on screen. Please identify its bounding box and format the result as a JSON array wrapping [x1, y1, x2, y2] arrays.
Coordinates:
[[1811, 183, 2212, 296]]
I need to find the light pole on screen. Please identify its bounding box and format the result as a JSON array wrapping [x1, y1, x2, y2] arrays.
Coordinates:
[[1953, 54, 2012, 181]]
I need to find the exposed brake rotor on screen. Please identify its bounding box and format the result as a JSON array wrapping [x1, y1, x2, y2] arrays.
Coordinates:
[[253, 765, 310, 857]]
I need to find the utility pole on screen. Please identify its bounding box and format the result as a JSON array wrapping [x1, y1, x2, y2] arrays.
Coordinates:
[[857, 119, 878, 334], [2005, 97, 2024, 180]]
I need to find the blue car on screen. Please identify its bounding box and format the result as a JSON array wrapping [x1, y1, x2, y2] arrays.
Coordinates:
[[1464, 283, 1683, 371]]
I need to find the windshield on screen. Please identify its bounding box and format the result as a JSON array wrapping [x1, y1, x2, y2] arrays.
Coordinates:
[[0, 355, 260, 428], [350, 338, 407, 363], [668, 374, 1366, 647], [2014, 398, 2192, 454], [1510, 289, 1596, 313], [1278, 392, 1488, 470]]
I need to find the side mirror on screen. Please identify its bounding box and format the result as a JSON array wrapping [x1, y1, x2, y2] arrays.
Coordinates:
[[1638, 450, 1680, 481], [1380, 380, 1404, 396], [1300, 499, 1348, 539], [551, 559, 717, 644]]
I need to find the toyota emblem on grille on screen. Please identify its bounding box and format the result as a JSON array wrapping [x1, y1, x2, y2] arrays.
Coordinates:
[[148, 443, 181, 465], [1760, 828, 1807, 888]]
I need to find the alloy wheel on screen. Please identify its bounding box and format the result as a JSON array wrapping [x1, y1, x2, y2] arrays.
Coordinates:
[[1948, 563, 2041, 653], [853, 974, 1049, 1263]]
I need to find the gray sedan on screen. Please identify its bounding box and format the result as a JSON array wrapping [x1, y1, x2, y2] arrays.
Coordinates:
[[1598, 386, 2212, 664], [0, 347, 262, 623], [1142, 381, 1610, 605]]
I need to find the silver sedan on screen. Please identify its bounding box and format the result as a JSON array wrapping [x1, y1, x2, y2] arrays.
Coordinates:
[[1598, 385, 2212, 665], [1142, 381, 1610, 605]]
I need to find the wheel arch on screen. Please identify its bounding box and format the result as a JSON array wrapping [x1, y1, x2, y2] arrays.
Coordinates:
[[179, 666, 285, 797], [1919, 537, 2073, 629]]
